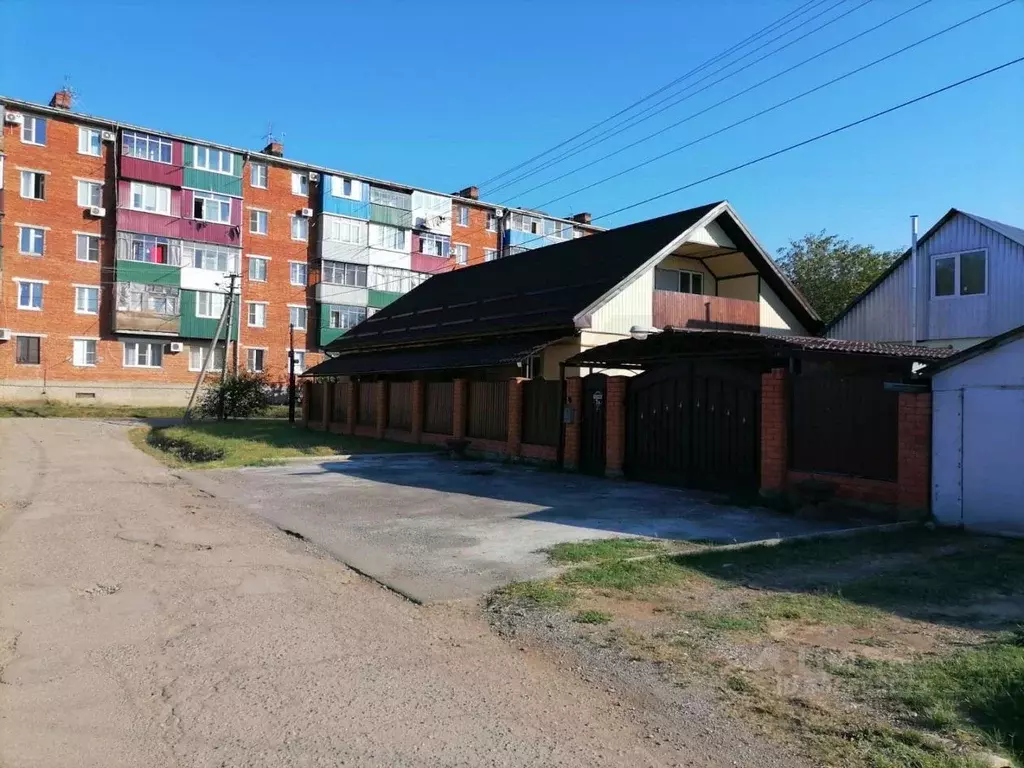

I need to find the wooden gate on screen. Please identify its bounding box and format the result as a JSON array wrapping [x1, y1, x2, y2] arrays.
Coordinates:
[[625, 361, 760, 490], [579, 374, 607, 475]]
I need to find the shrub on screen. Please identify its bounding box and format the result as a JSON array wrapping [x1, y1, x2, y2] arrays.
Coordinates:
[[196, 371, 271, 420]]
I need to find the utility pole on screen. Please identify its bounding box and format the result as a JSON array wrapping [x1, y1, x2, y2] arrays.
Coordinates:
[[217, 273, 238, 421], [183, 282, 233, 423], [288, 323, 296, 423]]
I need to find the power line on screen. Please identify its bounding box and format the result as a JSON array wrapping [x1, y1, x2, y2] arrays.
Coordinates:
[[482, 0, 870, 197], [475, 0, 837, 190], [526, 0, 1013, 212]]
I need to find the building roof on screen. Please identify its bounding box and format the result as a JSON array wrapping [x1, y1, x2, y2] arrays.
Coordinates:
[[922, 323, 1024, 375], [565, 328, 956, 369], [824, 208, 1024, 333]]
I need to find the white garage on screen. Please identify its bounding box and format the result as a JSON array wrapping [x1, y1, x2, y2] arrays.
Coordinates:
[[931, 325, 1024, 535]]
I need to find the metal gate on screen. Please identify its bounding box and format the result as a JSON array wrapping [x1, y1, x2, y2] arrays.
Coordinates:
[[579, 374, 607, 475], [625, 361, 760, 490]]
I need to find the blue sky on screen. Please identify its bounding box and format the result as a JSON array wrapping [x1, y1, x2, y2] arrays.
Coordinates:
[[1, 0, 1021, 255]]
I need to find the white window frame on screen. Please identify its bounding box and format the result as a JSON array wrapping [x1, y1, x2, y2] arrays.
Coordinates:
[[196, 291, 226, 319], [193, 146, 234, 175], [74, 284, 100, 315], [14, 278, 46, 310], [21, 115, 46, 146], [290, 215, 309, 242], [453, 243, 469, 265], [291, 172, 308, 196], [247, 301, 268, 328], [931, 249, 988, 299], [72, 338, 98, 367], [189, 344, 225, 373], [122, 341, 163, 369], [484, 248, 498, 262], [15, 335, 42, 365], [249, 208, 269, 235], [76, 179, 103, 207], [192, 191, 232, 224], [322, 261, 367, 287], [330, 175, 360, 200], [129, 182, 172, 215], [289, 262, 308, 286], [122, 131, 173, 164], [184, 243, 238, 273], [455, 205, 469, 227], [246, 347, 266, 372], [76, 233, 101, 263], [485, 211, 498, 232], [288, 304, 308, 330], [418, 232, 449, 257], [250, 162, 268, 189], [19, 169, 46, 200], [247, 255, 269, 282], [369, 223, 406, 252], [654, 267, 704, 295], [327, 216, 366, 245], [328, 304, 367, 331], [287, 349, 306, 374], [78, 127, 102, 157], [18, 225, 46, 256]]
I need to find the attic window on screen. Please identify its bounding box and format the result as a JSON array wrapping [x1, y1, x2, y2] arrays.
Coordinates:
[[933, 250, 986, 297], [655, 268, 704, 295]]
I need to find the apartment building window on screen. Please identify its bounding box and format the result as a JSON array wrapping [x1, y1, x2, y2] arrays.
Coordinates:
[[484, 248, 498, 262], [123, 341, 163, 368], [21, 115, 46, 146], [78, 127, 102, 156], [291, 215, 309, 242], [196, 291, 226, 319], [246, 348, 265, 372], [486, 211, 498, 232], [369, 265, 426, 294], [129, 182, 171, 215], [369, 223, 405, 251], [72, 339, 97, 367], [249, 209, 268, 235], [189, 344, 225, 372], [288, 305, 307, 330], [328, 305, 366, 331], [77, 180, 103, 207], [322, 261, 366, 287], [287, 350, 306, 374], [18, 226, 45, 256], [454, 205, 469, 227], [933, 250, 987, 297], [247, 302, 267, 327], [248, 256, 268, 282], [289, 262, 308, 286], [291, 172, 308, 196], [76, 234, 100, 263], [17, 280, 45, 310], [328, 216, 365, 244], [193, 191, 231, 224], [16, 336, 41, 365], [123, 131, 172, 164], [121, 233, 177, 265], [510, 212, 542, 234], [250, 162, 268, 188], [544, 219, 571, 240], [453, 243, 469, 265], [20, 170, 46, 200], [418, 232, 449, 257], [185, 244, 238, 273], [330, 175, 359, 200], [194, 146, 234, 175], [370, 187, 411, 210], [74, 286, 99, 314], [117, 282, 179, 315], [654, 267, 704, 295]]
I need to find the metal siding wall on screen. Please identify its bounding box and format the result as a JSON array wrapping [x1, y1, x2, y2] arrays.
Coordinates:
[[827, 257, 912, 342], [589, 269, 653, 334]]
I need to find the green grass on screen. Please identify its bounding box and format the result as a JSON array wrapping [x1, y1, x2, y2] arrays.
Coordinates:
[[493, 580, 575, 608], [136, 421, 434, 468], [0, 401, 291, 420], [545, 537, 666, 564], [574, 609, 613, 625], [561, 556, 691, 593]]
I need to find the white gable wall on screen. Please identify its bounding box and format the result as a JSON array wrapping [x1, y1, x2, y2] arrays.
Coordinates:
[[760, 282, 806, 335], [586, 267, 654, 335]]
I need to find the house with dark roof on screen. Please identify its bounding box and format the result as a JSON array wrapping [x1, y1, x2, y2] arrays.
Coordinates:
[[304, 201, 820, 381], [827, 209, 1024, 351]]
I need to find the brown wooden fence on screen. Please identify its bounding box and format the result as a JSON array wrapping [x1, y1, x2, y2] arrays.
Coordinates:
[[424, 382, 453, 435], [521, 378, 561, 446], [467, 381, 508, 441], [307, 381, 324, 423], [357, 383, 377, 427], [388, 382, 413, 431], [790, 373, 898, 481], [332, 382, 348, 425]]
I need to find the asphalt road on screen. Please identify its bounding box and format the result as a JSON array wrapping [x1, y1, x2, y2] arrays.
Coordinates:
[[0, 418, 802, 768]]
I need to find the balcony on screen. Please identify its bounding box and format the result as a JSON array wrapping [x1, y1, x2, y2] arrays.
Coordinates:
[[411, 251, 452, 274], [316, 282, 368, 305], [652, 291, 760, 332], [369, 203, 413, 229]]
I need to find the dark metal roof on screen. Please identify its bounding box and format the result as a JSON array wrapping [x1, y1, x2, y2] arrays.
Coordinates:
[[566, 328, 957, 368], [303, 329, 572, 378], [922, 323, 1024, 375]]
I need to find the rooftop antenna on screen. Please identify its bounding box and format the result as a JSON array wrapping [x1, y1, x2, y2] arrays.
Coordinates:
[[263, 122, 286, 146]]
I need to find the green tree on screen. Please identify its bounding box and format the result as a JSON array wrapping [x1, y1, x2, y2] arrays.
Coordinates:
[[776, 232, 901, 324]]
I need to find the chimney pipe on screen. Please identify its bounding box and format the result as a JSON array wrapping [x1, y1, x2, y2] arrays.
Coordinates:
[[49, 89, 73, 110], [263, 140, 284, 157], [910, 214, 919, 346], [570, 212, 592, 225], [455, 185, 479, 200]]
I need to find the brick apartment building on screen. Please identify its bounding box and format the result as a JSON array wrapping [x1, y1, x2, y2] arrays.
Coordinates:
[[0, 90, 598, 404]]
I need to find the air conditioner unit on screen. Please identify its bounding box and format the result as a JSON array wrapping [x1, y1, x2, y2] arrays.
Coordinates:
[[167, 342, 184, 353], [88, 206, 106, 218], [101, 130, 115, 142], [4, 111, 24, 125], [308, 171, 320, 182], [299, 207, 314, 218], [0, 328, 11, 342]]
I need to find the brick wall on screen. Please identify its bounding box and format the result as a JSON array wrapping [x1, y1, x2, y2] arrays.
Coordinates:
[[451, 202, 499, 268], [897, 392, 931, 511], [760, 368, 788, 492]]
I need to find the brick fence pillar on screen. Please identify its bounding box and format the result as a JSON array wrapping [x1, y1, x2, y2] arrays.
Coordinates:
[[452, 379, 467, 439], [411, 380, 425, 443], [605, 376, 628, 478], [760, 368, 789, 493], [301, 380, 312, 426], [374, 381, 387, 439], [322, 381, 334, 431], [898, 392, 931, 511], [507, 378, 525, 457], [563, 377, 582, 470], [346, 381, 358, 435]]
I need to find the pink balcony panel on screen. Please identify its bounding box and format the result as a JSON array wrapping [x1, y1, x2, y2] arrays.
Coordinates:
[[411, 252, 454, 274], [652, 291, 760, 332], [179, 219, 243, 246], [120, 156, 184, 187], [116, 210, 184, 239]]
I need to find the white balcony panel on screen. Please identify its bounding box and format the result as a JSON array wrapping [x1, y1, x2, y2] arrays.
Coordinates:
[[316, 283, 369, 305], [367, 248, 411, 270], [322, 240, 370, 264], [412, 191, 452, 235], [180, 266, 232, 294]]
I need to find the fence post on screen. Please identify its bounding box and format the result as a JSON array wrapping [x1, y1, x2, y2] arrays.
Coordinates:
[[322, 381, 334, 431], [605, 376, 628, 477], [563, 377, 582, 470], [897, 392, 931, 512], [507, 377, 525, 458], [411, 380, 425, 443], [375, 381, 387, 439], [760, 368, 789, 494], [346, 380, 358, 435], [452, 379, 467, 439], [301, 380, 312, 427]]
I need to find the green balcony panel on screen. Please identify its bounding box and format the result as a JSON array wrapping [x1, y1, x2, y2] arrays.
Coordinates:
[[368, 289, 403, 309], [183, 145, 243, 196], [115, 260, 180, 287], [369, 203, 413, 229], [320, 327, 346, 347], [178, 290, 238, 341]]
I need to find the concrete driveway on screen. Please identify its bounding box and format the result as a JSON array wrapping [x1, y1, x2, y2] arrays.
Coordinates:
[[188, 456, 855, 602]]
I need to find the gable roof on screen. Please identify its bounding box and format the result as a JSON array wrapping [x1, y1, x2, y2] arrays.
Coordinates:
[[825, 208, 1024, 333], [323, 201, 819, 358], [923, 322, 1024, 375]]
